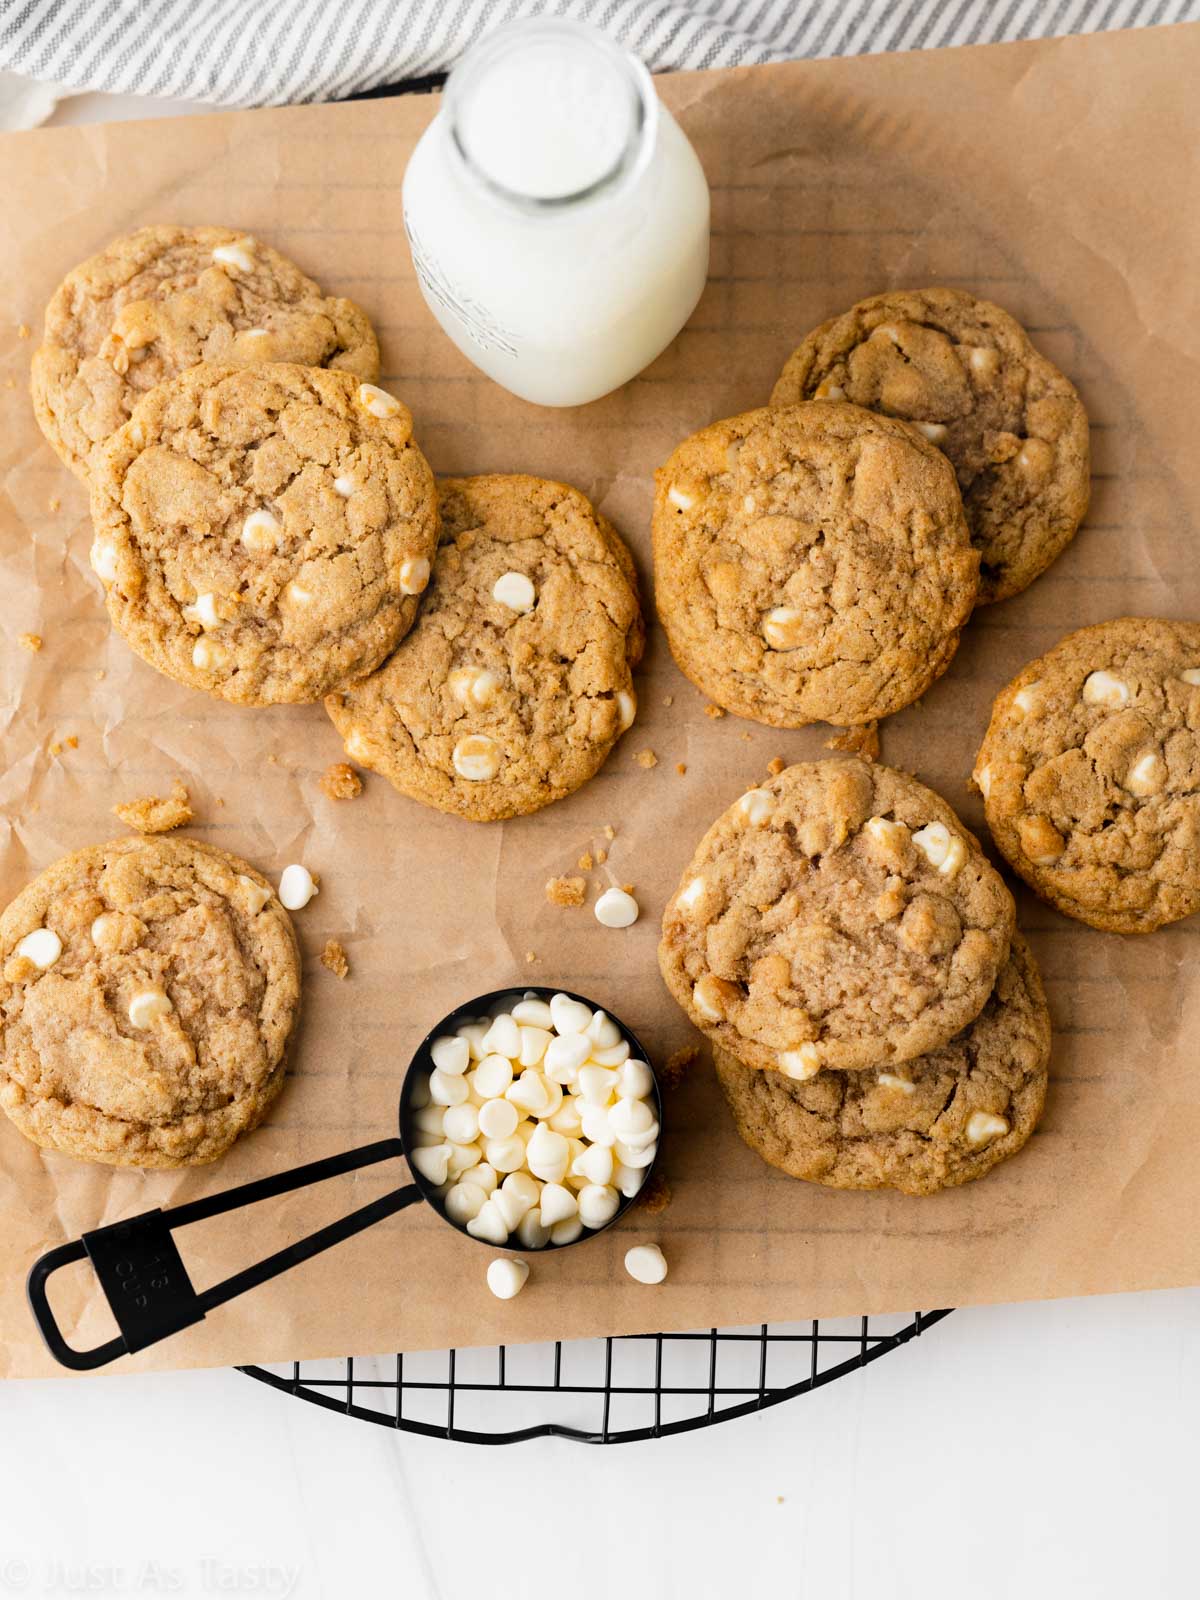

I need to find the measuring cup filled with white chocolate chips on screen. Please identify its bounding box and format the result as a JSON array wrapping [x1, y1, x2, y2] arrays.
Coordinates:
[[28, 987, 662, 1370]]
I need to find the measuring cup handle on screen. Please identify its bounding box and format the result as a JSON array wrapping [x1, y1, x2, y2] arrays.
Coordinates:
[[27, 1136, 417, 1371]]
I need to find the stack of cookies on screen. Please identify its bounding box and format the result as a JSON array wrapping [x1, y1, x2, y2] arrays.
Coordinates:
[[659, 759, 1052, 1195], [652, 287, 1092, 731], [31, 225, 646, 823]]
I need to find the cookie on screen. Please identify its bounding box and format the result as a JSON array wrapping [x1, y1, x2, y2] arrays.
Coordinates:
[[32, 224, 380, 480], [88, 362, 439, 706], [326, 474, 644, 822], [659, 759, 1014, 1074], [714, 933, 1050, 1195], [652, 402, 977, 728], [771, 288, 1090, 604], [974, 616, 1200, 933], [0, 836, 300, 1168]]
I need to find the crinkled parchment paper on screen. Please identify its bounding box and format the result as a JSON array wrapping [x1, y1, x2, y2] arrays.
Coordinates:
[[1, 23, 1198, 1377]]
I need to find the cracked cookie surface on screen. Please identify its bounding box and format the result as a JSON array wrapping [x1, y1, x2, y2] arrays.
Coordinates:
[[89, 362, 438, 705], [975, 616, 1200, 932], [659, 759, 1014, 1074], [32, 224, 380, 480], [326, 474, 644, 821], [714, 932, 1049, 1195], [771, 287, 1090, 604], [651, 402, 977, 728], [0, 836, 300, 1168]]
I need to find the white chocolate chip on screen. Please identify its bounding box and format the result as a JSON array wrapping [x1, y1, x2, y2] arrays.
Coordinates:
[[481, 1013, 521, 1059], [237, 875, 272, 915], [452, 733, 502, 782], [667, 484, 694, 511], [1082, 670, 1130, 709], [516, 1210, 550, 1250], [526, 1125, 571, 1184], [975, 764, 993, 799], [863, 815, 909, 854], [965, 1111, 1010, 1147], [90, 913, 122, 951], [586, 1009, 622, 1049], [90, 537, 118, 583], [430, 1068, 469, 1108], [285, 580, 314, 608], [969, 346, 1001, 378], [473, 1054, 514, 1097], [912, 821, 961, 874], [182, 592, 221, 631], [344, 729, 372, 762], [549, 994, 593, 1035], [1125, 752, 1166, 797], [624, 1244, 668, 1284], [333, 475, 356, 497], [16, 928, 62, 969], [431, 1035, 470, 1076], [399, 557, 430, 595], [466, 1200, 510, 1245], [544, 1032, 590, 1082], [1181, 668, 1200, 686], [814, 380, 844, 400], [492, 571, 536, 613], [539, 1183, 578, 1226], [550, 1216, 583, 1245], [444, 1181, 487, 1225], [212, 239, 255, 272], [278, 863, 318, 910], [916, 421, 949, 443], [128, 986, 172, 1028], [742, 495, 756, 514], [595, 887, 639, 929], [512, 996, 554, 1028], [878, 1072, 916, 1095], [761, 607, 805, 651], [241, 509, 281, 554], [577, 1184, 620, 1230], [1011, 681, 1042, 716], [442, 1103, 479, 1144], [358, 382, 402, 418], [778, 1045, 820, 1081], [616, 689, 637, 731], [737, 789, 775, 827], [449, 667, 501, 709], [677, 876, 707, 914], [692, 975, 730, 1022], [411, 1143, 452, 1186], [478, 1098, 519, 1141], [191, 637, 228, 672]]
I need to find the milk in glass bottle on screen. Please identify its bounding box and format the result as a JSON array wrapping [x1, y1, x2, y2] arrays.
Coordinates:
[[402, 17, 711, 407]]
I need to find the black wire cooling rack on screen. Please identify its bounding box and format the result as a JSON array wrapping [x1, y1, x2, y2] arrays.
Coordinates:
[[239, 1310, 952, 1444]]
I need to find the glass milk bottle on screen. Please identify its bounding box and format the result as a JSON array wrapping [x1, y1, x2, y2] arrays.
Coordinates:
[[402, 17, 711, 408]]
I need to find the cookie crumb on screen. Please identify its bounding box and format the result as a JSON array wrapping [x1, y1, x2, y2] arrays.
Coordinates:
[[621, 882, 635, 895], [676, 762, 687, 776], [320, 938, 350, 979], [319, 761, 362, 801], [578, 850, 594, 871], [113, 777, 193, 835], [603, 824, 616, 841], [48, 496, 61, 513], [17, 323, 30, 339], [633, 749, 658, 769], [595, 846, 608, 865], [704, 704, 726, 719], [825, 721, 880, 760], [660, 1043, 699, 1090], [634, 1172, 671, 1216], [663, 694, 674, 707], [767, 756, 786, 777], [47, 735, 79, 757], [545, 875, 587, 908], [18, 633, 42, 654], [525, 950, 537, 964]]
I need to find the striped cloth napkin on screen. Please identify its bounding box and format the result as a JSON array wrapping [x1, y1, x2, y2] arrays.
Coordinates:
[[1, 0, 1196, 111]]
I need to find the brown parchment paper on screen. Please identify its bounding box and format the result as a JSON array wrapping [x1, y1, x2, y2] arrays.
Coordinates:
[[1, 22, 1199, 1379]]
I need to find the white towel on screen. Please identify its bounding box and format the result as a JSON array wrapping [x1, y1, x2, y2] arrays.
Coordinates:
[[1, 0, 1196, 110]]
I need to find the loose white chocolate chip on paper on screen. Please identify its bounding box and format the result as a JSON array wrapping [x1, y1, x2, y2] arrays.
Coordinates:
[[595, 887, 639, 929], [624, 1244, 668, 1285], [16, 928, 62, 969], [357, 382, 402, 418], [966, 1111, 1010, 1147], [1082, 670, 1130, 709], [452, 734, 502, 782], [486, 1258, 530, 1300], [128, 986, 172, 1028], [278, 863, 318, 910]]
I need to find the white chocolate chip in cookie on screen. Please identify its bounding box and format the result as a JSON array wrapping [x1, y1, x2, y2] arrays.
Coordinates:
[[284, 581, 314, 608], [90, 536, 118, 584], [1011, 681, 1042, 717], [357, 382, 402, 418], [1017, 814, 1065, 865], [128, 986, 173, 1028], [966, 1110, 1009, 1147], [761, 607, 805, 651], [813, 379, 844, 400], [399, 557, 431, 595], [916, 421, 949, 444], [974, 764, 993, 799], [693, 974, 732, 1022], [912, 821, 965, 877], [737, 789, 775, 827], [878, 1071, 916, 1095], [1017, 438, 1055, 476], [968, 346, 1001, 379], [191, 637, 228, 673], [237, 874, 272, 915], [778, 1044, 820, 1081], [449, 667, 500, 709], [863, 815, 909, 860], [344, 728, 372, 762], [241, 509, 281, 554], [16, 928, 62, 969], [1182, 668, 1200, 686], [333, 475, 356, 497], [667, 484, 695, 511], [616, 689, 637, 731], [453, 734, 502, 782], [182, 592, 221, 631], [1125, 751, 1166, 797], [1083, 670, 1129, 709], [677, 876, 708, 915], [492, 571, 536, 613], [212, 238, 255, 273]]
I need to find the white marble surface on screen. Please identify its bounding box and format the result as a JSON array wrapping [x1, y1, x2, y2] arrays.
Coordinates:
[[0, 73, 1195, 1600]]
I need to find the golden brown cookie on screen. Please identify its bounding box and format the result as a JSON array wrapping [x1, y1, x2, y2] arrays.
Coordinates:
[[32, 224, 380, 480], [0, 836, 300, 1168], [651, 402, 977, 727], [659, 759, 1014, 1074], [326, 474, 644, 821], [771, 288, 1090, 604], [88, 362, 439, 706], [974, 616, 1200, 932], [714, 933, 1050, 1195]]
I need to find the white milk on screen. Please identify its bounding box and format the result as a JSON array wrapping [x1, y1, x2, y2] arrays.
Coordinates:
[[402, 18, 711, 408]]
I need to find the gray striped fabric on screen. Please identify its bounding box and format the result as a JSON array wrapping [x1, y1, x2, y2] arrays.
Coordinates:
[[1, 0, 1197, 107]]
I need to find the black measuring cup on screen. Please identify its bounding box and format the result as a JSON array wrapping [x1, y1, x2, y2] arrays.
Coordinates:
[[27, 985, 661, 1371]]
